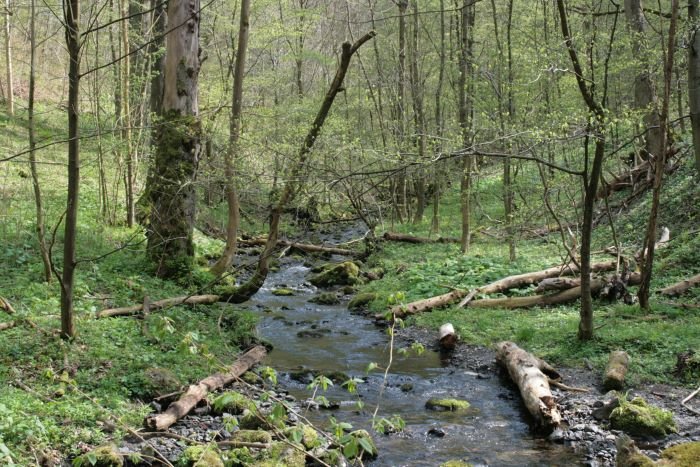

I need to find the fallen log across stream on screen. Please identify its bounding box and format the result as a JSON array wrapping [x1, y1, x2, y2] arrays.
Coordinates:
[[496, 341, 562, 432], [389, 261, 617, 318], [145, 345, 267, 431], [238, 237, 357, 256], [96, 295, 221, 319]]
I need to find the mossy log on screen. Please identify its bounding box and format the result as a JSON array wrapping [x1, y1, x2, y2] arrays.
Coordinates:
[[96, 294, 221, 318], [468, 273, 640, 309], [495, 341, 561, 432], [390, 261, 617, 317], [658, 273, 700, 297], [604, 350, 630, 391], [237, 237, 356, 256], [145, 346, 266, 431], [382, 231, 460, 244]]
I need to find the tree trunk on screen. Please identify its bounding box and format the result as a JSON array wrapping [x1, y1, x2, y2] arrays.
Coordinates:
[[149, 0, 166, 121], [430, 0, 446, 235], [28, 0, 51, 284], [145, 346, 267, 431], [61, 0, 81, 339], [410, 0, 426, 224], [395, 0, 408, 222], [496, 342, 562, 432], [120, 0, 134, 227], [147, 0, 202, 278], [3, 0, 12, 116], [210, 0, 250, 276], [688, 0, 700, 172], [459, 0, 475, 253], [638, 0, 679, 309], [217, 33, 376, 303]]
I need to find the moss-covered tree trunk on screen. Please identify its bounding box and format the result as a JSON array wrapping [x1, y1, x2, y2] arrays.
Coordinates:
[[146, 0, 201, 278]]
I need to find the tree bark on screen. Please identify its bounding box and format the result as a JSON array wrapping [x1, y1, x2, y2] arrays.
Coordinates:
[[120, 0, 135, 227], [658, 273, 700, 296], [28, 0, 51, 284], [3, 0, 13, 115], [410, 0, 426, 224], [689, 0, 700, 172], [96, 294, 221, 319], [496, 341, 562, 432], [145, 346, 267, 431], [147, 0, 202, 278], [638, 0, 679, 309], [61, 0, 81, 339], [459, 0, 475, 253], [210, 0, 250, 276]]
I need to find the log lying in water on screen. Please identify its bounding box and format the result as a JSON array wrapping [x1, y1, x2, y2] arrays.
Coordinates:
[[496, 341, 561, 432], [145, 345, 267, 431], [382, 232, 459, 244], [468, 273, 640, 309], [96, 295, 221, 318], [603, 350, 630, 391], [658, 273, 700, 297], [389, 261, 617, 317]]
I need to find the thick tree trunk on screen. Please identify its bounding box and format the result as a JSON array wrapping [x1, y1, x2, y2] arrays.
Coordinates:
[[496, 342, 561, 432], [689, 0, 700, 172], [603, 350, 630, 390], [395, 0, 408, 223], [61, 0, 81, 339], [145, 346, 267, 431], [658, 273, 700, 296], [147, 0, 202, 278], [120, 0, 134, 227], [410, 1, 426, 224], [28, 0, 51, 284], [210, 0, 250, 276], [96, 294, 221, 319]]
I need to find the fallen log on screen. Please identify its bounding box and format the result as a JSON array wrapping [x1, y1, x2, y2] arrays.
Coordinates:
[[145, 346, 267, 431], [97, 295, 221, 319], [603, 350, 630, 391], [0, 296, 16, 314], [438, 323, 457, 350], [389, 261, 618, 317], [382, 232, 459, 244], [534, 277, 581, 293], [239, 237, 356, 256], [468, 273, 641, 309], [0, 321, 16, 331], [495, 341, 561, 432], [658, 273, 700, 296]]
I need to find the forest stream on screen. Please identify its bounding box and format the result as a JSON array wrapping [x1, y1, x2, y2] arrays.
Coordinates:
[[240, 226, 585, 466]]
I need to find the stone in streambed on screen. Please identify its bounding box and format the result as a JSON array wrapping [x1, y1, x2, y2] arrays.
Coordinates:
[[440, 461, 473, 467], [660, 441, 700, 466], [610, 396, 677, 437], [309, 292, 340, 305], [178, 445, 224, 467], [425, 398, 470, 411], [255, 441, 306, 467], [348, 293, 377, 310], [309, 262, 361, 287], [272, 288, 295, 296], [230, 429, 272, 444]]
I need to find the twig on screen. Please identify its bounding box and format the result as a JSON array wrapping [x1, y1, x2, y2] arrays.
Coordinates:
[[548, 378, 590, 393]]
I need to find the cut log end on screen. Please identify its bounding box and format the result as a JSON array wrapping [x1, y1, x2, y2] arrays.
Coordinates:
[[603, 350, 630, 391], [438, 323, 457, 350]]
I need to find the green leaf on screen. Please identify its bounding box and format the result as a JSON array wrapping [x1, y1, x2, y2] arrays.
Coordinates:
[[343, 438, 358, 459], [358, 437, 374, 454]]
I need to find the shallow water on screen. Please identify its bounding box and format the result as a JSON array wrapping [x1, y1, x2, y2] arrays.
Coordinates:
[[241, 241, 584, 466]]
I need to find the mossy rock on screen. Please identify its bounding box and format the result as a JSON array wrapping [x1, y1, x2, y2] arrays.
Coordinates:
[[272, 288, 295, 296], [75, 445, 123, 467], [255, 441, 306, 467], [241, 371, 261, 385], [661, 441, 700, 467], [309, 292, 340, 305], [239, 409, 267, 430], [230, 429, 272, 445], [309, 262, 361, 287], [610, 397, 677, 437], [318, 448, 344, 466], [284, 424, 320, 450], [348, 293, 377, 310], [141, 367, 181, 398], [178, 445, 224, 467], [223, 447, 254, 467], [440, 461, 473, 467], [212, 391, 257, 414], [425, 398, 470, 411]]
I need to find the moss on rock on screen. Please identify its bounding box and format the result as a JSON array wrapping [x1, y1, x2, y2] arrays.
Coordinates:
[[319, 448, 344, 466], [75, 445, 123, 467], [610, 396, 677, 437], [178, 445, 224, 467], [211, 391, 256, 414], [425, 398, 470, 411], [239, 409, 267, 430], [440, 461, 473, 467], [272, 288, 295, 296], [660, 441, 700, 467], [140, 367, 181, 399], [255, 441, 306, 467], [309, 262, 361, 287], [348, 293, 377, 310], [309, 292, 340, 305], [230, 429, 272, 444]]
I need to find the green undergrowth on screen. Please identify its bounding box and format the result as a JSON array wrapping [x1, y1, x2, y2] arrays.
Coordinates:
[[361, 158, 700, 387]]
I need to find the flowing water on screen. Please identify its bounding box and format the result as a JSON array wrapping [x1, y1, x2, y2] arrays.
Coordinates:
[[239, 231, 584, 466]]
